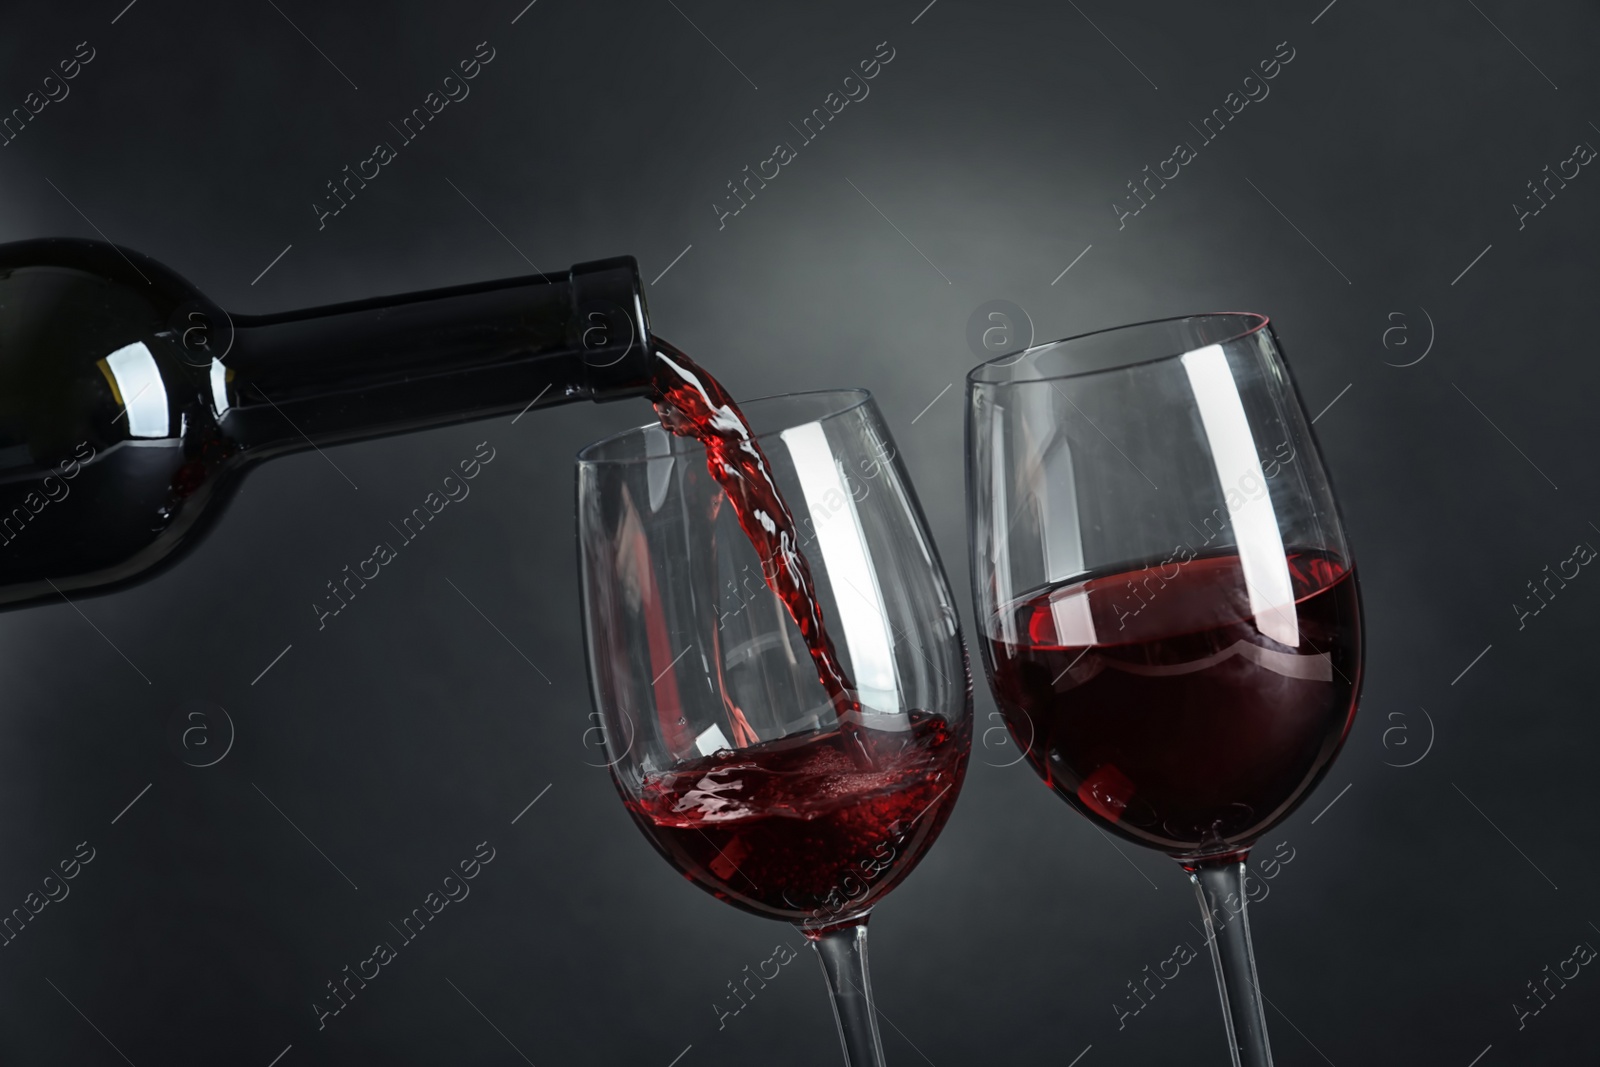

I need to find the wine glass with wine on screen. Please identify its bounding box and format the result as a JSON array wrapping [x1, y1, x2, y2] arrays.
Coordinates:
[[966, 315, 1362, 1067], [578, 371, 971, 1067]]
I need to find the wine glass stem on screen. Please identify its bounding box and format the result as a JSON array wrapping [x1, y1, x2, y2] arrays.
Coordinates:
[[1190, 861, 1274, 1067], [808, 921, 889, 1066]]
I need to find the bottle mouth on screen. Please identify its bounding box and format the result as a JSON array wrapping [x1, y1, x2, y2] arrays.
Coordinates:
[[967, 312, 1271, 388], [575, 388, 874, 466], [570, 257, 655, 401]]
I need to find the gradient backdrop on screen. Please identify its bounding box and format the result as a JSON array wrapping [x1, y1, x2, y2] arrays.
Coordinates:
[[0, 0, 1596, 1064]]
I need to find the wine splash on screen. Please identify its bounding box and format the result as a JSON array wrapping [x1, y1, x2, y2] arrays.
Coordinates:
[[649, 338, 861, 743], [624, 711, 964, 924]]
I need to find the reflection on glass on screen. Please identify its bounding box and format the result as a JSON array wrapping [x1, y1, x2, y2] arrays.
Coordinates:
[[97, 342, 168, 439]]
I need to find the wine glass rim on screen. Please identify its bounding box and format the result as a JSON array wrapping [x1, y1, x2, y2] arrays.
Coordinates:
[[575, 387, 875, 465], [966, 311, 1271, 387]]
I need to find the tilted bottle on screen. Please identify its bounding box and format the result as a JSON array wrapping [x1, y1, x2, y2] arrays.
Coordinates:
[[0, 237, 656, 610]]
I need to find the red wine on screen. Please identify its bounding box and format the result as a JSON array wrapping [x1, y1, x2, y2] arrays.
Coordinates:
[[984, 550, 1360, 858], [650, 339, 857, 736], [638, 343, 969, 922], [625, 712, 968, 927]]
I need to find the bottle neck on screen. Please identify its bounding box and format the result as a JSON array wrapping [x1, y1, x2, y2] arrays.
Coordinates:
[[218, 257, 654, 455]]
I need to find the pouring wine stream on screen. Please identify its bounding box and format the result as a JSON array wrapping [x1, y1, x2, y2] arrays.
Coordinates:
[[648, 338, 873, 767]]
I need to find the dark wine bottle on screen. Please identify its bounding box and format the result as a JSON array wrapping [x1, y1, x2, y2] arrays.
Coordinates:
[[0, 237, 655, 610]]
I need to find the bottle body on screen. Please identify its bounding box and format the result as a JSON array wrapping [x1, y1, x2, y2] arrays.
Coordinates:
[[0, 238, 653, 609]]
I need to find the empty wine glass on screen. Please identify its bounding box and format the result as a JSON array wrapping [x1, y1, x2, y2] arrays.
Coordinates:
[[578, 389, 971, 1066], [966, 315, 1363, 1067]]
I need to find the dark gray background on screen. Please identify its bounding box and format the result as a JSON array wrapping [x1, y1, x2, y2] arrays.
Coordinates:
[[0, 0, 1596, 1063]]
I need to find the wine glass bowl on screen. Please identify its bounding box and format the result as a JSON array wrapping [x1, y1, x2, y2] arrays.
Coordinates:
[[966, 314, 1363, 1067], [578, 388, 970, 1065], [620, 714, 967, 927], [984, 545, 1359, 861]]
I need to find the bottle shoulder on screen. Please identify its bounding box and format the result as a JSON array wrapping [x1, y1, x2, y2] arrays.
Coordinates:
[[0, 241, 243, 604]]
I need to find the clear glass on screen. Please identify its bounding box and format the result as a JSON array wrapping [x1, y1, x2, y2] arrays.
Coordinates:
[[965, 315, 1364, 1067], [578, 390, 972, 1067]]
